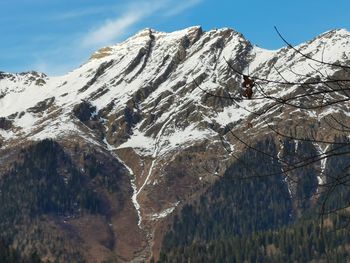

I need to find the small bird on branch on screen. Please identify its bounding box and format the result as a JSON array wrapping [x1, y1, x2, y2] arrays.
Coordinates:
[[242, 75, 255, 99]]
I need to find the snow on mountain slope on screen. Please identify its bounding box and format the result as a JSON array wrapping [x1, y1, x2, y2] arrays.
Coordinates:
[[1, 26, 350, 199], [1, 27, 349, 154], [1, 25, 349, 190], [0, 27, 349, 201], [1, 26, 350, 262]]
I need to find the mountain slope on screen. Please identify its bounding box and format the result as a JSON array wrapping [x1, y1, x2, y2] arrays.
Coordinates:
[[0, 26, 350, 262]]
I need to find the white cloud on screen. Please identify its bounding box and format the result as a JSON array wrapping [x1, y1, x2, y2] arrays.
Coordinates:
[[81, 12, 142, 48], [81, 1, 167, 48], [28, 0, 205, 76], [80, 0, 203, 49]]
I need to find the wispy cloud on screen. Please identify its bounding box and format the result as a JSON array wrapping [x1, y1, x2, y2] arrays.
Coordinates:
[[81, 1, 166, 48], [81, 10, 144, 48], [28, 0, 204, 75]]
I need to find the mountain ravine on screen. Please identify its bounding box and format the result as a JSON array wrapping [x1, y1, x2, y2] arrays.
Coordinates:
[[0, 26, 350, 262]]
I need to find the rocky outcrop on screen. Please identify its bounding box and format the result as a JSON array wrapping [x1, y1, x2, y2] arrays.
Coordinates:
[[0, 117, 12, 130]]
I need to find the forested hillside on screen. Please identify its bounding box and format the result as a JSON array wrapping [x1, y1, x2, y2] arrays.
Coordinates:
[[157, 137, 350, 262]]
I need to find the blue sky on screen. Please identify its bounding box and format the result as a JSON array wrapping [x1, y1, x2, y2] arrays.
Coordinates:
[[1, 0, 349, 76]]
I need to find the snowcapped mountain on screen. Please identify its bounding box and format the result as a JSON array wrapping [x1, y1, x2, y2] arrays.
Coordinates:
[[1, 27, 349, 147], [0, 26, 349, 262]]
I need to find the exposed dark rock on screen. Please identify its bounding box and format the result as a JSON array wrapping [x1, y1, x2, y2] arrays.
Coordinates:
[[27, 97, 55, 113], [89, 85, 110, 101], [35, 78, 46, 86], [98, 100, 115, 117], [7, 112, 18, 120], [0, 117, 12, 130], [124, 104, 141, 128], [124, 47, 149, 76], [0, 72, 6, 80], [72, 101, 106, 140], [79, 60, 114, 93], [18, 111, 25, 118], [201, 87, 236, 109], [127, 30, 156, 80], [72, 101, 96, 122]]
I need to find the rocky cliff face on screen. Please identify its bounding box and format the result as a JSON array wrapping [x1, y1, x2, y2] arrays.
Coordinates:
[[0, 26, 349, 262]]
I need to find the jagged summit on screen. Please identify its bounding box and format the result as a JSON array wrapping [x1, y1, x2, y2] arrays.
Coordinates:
[[0, 26, 348, 148], [88, 26, 242, 63], [133, 25, 203, 37], [89, 25, 204, 62], [317, 28, 350, 38]]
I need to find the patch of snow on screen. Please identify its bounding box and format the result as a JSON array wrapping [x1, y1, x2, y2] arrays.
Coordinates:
[[249, 46, 278, 73], [294, 139, 299, 153], [159, 124, 215, 155], [277, 140, 292, 199], [0, 129, 14, 141], [117, 130, 154, 155], [150, 202, 180, 220], [313, 143, 330, 187], [215, 102, 251, 126]]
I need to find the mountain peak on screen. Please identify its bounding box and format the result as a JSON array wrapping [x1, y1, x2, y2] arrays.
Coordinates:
[[89, 26, 204, 62]]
